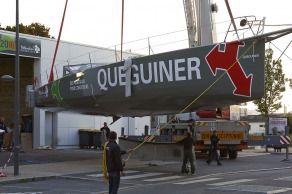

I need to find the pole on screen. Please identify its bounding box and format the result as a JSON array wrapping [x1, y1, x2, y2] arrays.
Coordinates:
[[121, 0, 124, 61], [128, 117, 129, 135], [14, 0, 20, 176], [265, 118, 269, 152], [286, 144, 289, 160]]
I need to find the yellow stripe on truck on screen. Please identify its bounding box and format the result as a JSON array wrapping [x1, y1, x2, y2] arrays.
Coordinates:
[[196, 122, 207, 126], [237, 121, 249, 125], [248, 135, 263, 141], [201, 132, 244, 141], [173, 135, 186, 142]]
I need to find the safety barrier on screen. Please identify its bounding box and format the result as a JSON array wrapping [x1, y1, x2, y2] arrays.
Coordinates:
[[0, 146, 17, 177]]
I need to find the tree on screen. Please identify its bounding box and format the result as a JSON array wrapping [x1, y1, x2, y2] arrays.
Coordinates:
[[253, 48, 286, 117], [0, 22, 52, 38]]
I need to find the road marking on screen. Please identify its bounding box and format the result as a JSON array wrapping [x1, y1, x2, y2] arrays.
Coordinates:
[[274, 176, 292, 181], [207, 179, 255, 186], [121, 172, 168, 180], [267, 188, 292, 194], [143, 175, 184, 182], [210, 184, 292, 194], [237, 153, 270, 158], [88, 170, 139, 177], [199, 165, 292, 178], [174, 177, 222, 185]]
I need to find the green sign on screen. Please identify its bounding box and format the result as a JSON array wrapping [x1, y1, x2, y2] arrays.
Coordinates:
[[0, 33, 41, 58]]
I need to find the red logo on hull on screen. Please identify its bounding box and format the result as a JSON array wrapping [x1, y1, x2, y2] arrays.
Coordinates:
[[206, 41, 252, 97]]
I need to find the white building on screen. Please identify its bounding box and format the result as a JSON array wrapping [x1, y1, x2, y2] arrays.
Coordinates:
[[0, 30, 150, 149]]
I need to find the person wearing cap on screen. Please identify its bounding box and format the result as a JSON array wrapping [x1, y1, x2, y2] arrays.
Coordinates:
[[176, 131, 196, 174], [206, 130, 222, 166]]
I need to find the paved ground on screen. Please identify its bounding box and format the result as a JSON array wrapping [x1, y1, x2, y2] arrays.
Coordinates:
[[1, 147, 292, 193], [0, 146, 291, 185]]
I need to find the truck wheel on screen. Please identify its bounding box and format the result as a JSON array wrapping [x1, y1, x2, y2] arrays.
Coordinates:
[[220, 150, 228, 157], [228, 150, 238, 159]]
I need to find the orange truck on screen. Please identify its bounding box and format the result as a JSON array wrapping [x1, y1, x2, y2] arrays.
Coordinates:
[[194, 120, 249, 159], [167, 120, 249, 159]]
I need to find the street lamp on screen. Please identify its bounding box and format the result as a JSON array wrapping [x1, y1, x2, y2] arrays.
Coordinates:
[[0, 75, 15, 81]]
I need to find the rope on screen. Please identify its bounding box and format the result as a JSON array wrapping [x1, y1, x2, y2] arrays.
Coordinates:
[[102, 141, 109, 182], [122, 151, 132, 162], [131, 39, 259, 153]]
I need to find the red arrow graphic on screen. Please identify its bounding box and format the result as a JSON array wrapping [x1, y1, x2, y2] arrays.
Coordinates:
[[205, 41, 252, 97]]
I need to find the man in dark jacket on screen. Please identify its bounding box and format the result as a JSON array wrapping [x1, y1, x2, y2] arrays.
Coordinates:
[[206, 130, 222, 165], [101, 122, 110, 139], [176, 131, 196, 174], [0, 116, 8, 150], [106, 131, 130, 194]]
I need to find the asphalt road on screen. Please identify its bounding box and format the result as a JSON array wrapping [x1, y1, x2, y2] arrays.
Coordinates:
[[1, 150, 292, 194]]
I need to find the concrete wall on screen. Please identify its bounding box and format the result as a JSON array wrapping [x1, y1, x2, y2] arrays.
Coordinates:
[[45, 112, 53, 146], [119, 138, 185, 161], [33, 108, 45, 148]]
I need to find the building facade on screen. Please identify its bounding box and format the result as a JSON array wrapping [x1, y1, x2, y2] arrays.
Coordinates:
[[0, 30, 149, 149]]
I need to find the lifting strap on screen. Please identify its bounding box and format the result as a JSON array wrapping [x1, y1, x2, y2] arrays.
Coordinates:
[[48, 0, 68, 83]]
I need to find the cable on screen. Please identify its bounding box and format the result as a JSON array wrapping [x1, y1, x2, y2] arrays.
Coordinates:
[[270, 42, 292, 62], [264, 24, 292, 27], [276, 40, 292, 62], [105, 29, 188, 49]]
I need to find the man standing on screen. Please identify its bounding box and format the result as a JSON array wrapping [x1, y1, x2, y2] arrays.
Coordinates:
[[105, 131, 130, 194], [101, 122, 110, 139], [100, 127, 108, 150], [176, 131, 196, 174], [206, 130, 222, 166], [0, 116, 8, 150]]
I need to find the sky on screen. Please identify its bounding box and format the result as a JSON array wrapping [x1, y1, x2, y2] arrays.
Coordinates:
[[1, 0, 292, 112]]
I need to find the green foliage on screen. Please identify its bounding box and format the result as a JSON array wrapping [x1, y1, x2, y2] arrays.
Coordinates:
[[0, 22, 52, 38], [253, 48, 286, 117]]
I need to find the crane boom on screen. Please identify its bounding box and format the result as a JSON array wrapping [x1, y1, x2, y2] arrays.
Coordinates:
[[183, 0, 218, 47], [183, 0, 197, 47]]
